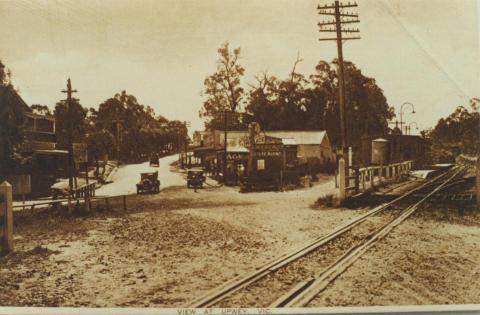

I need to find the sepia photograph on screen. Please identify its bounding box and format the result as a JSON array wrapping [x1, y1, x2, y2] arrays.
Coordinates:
[[0, 0, 479, 314]]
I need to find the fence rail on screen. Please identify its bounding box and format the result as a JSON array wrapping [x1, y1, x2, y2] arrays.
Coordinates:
[[73, 182, 96, 199], [12, 194, 127, 213], [340, 160, 413, 200]]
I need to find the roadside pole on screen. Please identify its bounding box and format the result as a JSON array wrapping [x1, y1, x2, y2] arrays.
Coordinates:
[[338, 158, 346, 202], [84, 149, 90, 212], [0, 181, 13, 255], [247, 123, 255, 178], [476, 157, 479, 210], [348, 146, 353, 175], [223, 109, 228, 183]]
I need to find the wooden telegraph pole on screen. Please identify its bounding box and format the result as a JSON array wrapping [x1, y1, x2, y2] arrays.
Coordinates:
[[61, 78, 78, 211], [112, 106, 124, 161], [318, 1, 360, 157], [183, 121, 191, 168]]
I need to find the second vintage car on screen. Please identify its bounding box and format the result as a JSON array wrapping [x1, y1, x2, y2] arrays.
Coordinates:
[[136, 171, 160, 194]]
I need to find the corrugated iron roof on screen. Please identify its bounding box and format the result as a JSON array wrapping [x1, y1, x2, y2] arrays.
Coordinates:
[[202, 129, 329, 146], [265, 131, 326, 145], [281, 138, 297, 145], [226, 145, 249, 153]]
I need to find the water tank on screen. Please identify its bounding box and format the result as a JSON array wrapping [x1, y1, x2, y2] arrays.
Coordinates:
[[372, 138, 390, 165]]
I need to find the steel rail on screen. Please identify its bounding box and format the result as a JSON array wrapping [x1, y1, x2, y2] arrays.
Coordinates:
[[271, 166, 464, 307], [185, 169, 455, 308]]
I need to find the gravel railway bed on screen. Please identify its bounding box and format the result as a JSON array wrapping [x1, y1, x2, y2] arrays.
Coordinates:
[[215, 209, 403, 307], [188, 166, 466, 308]]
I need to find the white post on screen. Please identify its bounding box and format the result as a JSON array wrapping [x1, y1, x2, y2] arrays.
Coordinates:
[[339, 158, 346, 202], [379, 164, 383, 184], [0, 181, 13, 254], [348, 147, 353, 175], [362, 170, 366, 191]]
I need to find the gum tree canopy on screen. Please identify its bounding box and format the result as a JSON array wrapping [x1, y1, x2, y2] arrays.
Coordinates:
[[199, 42, 245, 131], [427, 99, 480, 161], [0, 60, 28, 174], [95, 91, 179, 161], [244, 58, 394, 147]]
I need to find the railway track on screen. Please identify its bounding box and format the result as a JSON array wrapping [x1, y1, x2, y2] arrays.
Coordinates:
[[185, 166, 466, 308]]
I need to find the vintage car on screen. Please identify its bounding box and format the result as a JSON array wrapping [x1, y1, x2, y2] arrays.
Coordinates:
[[136, 171, 160, 194], [149, 153, 160, 167], [187, 168, 206, 189]]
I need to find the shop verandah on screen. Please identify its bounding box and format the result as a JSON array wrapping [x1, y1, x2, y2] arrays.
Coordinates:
[[190, 135, 303, 190]]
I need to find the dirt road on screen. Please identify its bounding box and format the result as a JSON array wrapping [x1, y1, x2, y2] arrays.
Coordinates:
[[96, 154, 183, 196]]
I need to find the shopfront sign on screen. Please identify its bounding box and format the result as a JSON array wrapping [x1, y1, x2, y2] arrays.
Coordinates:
[[226, 153, 248, 161], [254, 151, 281, 157]]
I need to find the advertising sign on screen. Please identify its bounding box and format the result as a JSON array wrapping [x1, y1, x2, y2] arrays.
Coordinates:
[[257, 159, 265, 170]]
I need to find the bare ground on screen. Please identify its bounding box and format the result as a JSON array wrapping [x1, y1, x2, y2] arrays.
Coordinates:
[[309, 205, 480, 307], [0, 178, 362, 307], [1, 177, 479, 308]]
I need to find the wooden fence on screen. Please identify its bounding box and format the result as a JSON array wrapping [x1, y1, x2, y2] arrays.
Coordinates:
[[73, 182, 96, 199], [12, 194, 127, 213], [339, 159, 413, 200]]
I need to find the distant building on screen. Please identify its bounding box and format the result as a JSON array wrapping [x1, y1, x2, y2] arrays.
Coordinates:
[[208, 130, 335, 164], [193, 129, 335, 185], [191, 130, 212, 147], [21, 111, 57, 152]]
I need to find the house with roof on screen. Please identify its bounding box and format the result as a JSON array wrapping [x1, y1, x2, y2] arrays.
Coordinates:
[[210, 130, 335, 164], [0, 85, 70, 196], [193, 129, 335, 185]]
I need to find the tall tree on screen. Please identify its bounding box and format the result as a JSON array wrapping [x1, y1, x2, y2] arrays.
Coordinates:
[[96, 91, 176, 161], [199, 42, 245, 130], [245, 56, 313, 131], [310, 59, 394, 146], [54, 99, 87, 150], [0, 60, 27, 176], [244, 71, 280, 129], [428, 99, 480, 161]]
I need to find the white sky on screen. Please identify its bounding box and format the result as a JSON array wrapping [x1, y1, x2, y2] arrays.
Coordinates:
[[0, 0, 478, 135]]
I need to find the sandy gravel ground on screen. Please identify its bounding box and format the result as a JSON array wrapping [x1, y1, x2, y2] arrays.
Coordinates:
[[310, 206, 480, 307], [1, 171, 478, 308], [1, 176, 359, 307]]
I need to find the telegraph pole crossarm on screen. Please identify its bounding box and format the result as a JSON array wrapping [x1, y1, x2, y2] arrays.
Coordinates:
[[319, 37, 361, 41], [318, 28, 360, 32]]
